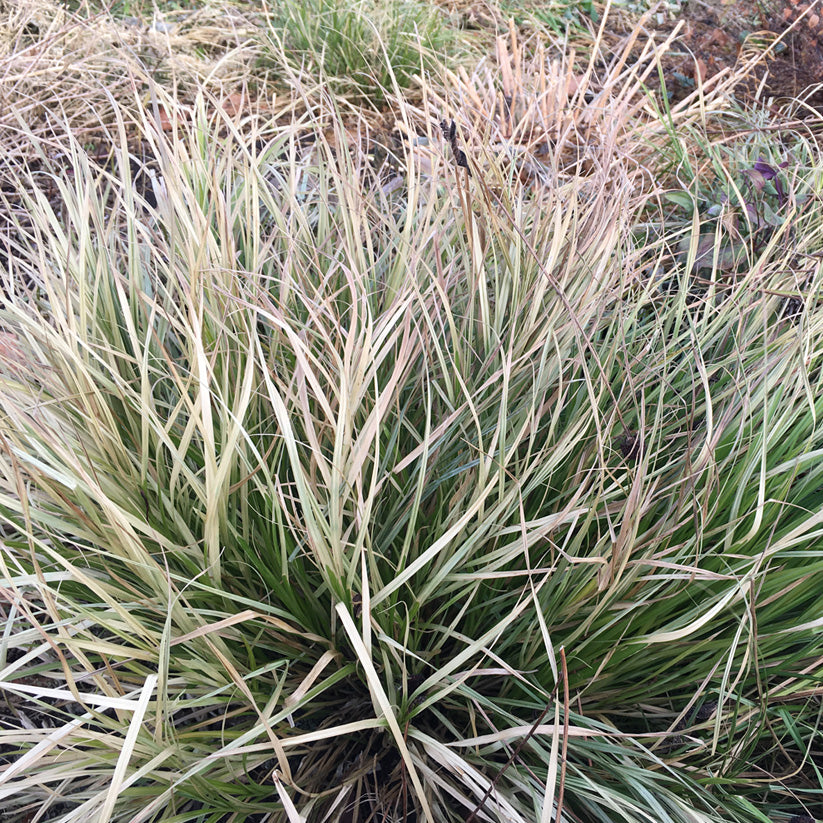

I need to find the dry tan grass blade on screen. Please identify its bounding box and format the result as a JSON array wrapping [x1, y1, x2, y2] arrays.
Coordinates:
[[412, 6, 774, 195]]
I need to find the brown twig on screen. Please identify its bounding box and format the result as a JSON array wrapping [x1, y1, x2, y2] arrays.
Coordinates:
[[557, 647, 569, 823], [465, 698, 554, 823]]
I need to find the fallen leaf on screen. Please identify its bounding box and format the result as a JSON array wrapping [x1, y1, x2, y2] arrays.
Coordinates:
[[157, 106, 174, 132], [221, 93, 246, 117], [703, 27, 732, 49]]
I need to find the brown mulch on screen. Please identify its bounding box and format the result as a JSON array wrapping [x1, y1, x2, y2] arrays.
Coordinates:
[[641, 0, 823, 110]]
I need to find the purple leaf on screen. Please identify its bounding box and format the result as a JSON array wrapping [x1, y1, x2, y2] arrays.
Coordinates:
[[745, 158, 788, 205], [751, 159, 778, 179], [744, 168, 766, 192]]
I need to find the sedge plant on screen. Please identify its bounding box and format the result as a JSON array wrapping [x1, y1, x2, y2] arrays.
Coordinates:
[[1, 43, 823, 823]]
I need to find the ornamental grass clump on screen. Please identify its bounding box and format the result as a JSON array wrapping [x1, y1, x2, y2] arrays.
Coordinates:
[[1, 50, 823, 823], [267, 0, 451, 103]]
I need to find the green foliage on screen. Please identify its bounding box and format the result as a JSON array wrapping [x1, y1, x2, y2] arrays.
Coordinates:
[[502, 0, 599, 33], [266, 0, 450, 102], [654, 107, 817, 291], [1, 58, 823, 823]]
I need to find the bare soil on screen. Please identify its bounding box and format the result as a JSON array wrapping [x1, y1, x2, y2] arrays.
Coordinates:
[[647, 0, 823, 110]]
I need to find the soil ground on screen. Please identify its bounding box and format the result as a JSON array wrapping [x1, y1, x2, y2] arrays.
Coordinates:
[[656, 0, 823, 108]]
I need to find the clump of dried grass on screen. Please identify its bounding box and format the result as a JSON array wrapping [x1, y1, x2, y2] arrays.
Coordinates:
[[0, 0, 262, 163], [407, 11, 739, 191]]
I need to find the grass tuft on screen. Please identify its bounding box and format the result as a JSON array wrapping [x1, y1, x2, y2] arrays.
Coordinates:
[[1, 7, 823, 823], [266, 0, 454, 104]]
